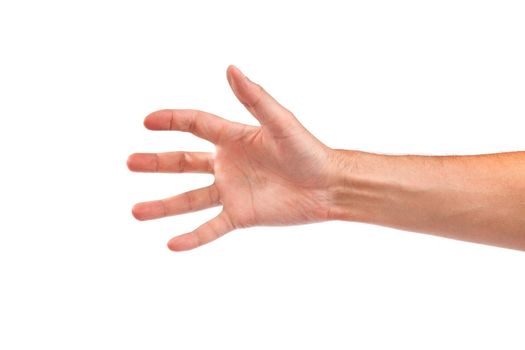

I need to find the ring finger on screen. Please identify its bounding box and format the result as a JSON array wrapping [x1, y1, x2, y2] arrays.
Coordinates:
[[132, 184, 220, 221]]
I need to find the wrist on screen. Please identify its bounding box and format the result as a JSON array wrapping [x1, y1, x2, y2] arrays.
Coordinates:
[[326, 149, 402, 224], [325, 148, 364, 222]]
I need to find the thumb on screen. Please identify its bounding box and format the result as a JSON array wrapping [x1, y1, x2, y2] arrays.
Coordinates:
[[226, 65, 299, 136]]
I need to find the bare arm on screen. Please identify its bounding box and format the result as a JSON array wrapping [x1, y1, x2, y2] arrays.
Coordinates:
[[328, 150, 525, 250], [128, 66, 525, 251]]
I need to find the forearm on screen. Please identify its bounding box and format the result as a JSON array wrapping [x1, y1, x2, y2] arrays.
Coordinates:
[[327, 150, 525, 250]]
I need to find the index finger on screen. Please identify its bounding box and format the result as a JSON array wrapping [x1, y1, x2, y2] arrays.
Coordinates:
[[144, 109, 239, 144]]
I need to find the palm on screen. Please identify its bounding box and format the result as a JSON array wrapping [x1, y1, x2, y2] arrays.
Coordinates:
[[214, 125, 331, 228], [128, 66, 333, 251]]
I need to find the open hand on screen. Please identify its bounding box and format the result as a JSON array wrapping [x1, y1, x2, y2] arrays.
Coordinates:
[[128, 66, 337, 251]]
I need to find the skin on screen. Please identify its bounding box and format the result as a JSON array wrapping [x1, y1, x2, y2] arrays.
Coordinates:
[[128, 65, 525, 252]]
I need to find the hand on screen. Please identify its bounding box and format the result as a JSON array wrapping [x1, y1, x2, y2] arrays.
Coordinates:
[[128, 66, 337, 251]]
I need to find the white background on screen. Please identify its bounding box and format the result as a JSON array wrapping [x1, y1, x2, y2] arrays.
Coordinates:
[[1, 0, 524, 349]]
